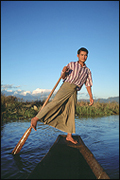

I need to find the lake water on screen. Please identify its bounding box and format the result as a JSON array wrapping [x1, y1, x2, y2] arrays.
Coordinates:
[[1, 115, 119, 179]]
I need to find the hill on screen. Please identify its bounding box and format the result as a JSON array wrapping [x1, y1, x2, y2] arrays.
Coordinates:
[[78, 96, 119, 103]]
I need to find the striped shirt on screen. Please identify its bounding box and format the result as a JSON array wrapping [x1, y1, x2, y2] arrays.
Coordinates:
[[62, 61, 93, 91]]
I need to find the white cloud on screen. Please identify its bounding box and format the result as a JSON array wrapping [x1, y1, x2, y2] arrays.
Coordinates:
[[7, 90, 13, 92], [32, 88, 51, 95], [17, 89, 22, 91], [21, 91, 31, 96], [1, 84, 57, 101], [13, 90, 31, 96]]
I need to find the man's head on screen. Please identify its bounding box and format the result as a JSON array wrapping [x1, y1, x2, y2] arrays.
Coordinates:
[[77, 47, 88, 64], [77, 47, 88, 55]]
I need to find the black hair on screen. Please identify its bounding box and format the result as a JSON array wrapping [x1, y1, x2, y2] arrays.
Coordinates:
[[77, 47, 88, 55]]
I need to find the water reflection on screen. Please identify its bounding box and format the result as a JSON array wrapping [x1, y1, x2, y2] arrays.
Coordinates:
[[75, 115, 119, 179], [1, 115, 119, 179]]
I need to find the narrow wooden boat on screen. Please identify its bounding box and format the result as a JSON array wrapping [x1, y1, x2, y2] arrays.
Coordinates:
[[27, 135, 110, 179]]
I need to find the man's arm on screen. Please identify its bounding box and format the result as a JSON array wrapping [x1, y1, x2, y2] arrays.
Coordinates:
[[86, 86, 94, 106]]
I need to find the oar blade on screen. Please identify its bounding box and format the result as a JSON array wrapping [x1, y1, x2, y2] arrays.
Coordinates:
[[12, 126, 32, 155]]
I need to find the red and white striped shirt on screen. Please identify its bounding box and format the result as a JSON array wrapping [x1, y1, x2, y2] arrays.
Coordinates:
[[62, 61, 93, 91]]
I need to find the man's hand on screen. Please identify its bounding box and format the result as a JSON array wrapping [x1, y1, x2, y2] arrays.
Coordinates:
[[31, 116, 39, 131], [86, 86, 94, 106], [62, 66, 69, 73], [62, 66, 69, 79], [89, 98, 94, 106]]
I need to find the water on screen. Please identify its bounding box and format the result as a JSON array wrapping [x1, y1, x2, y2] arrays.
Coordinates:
[[1, 115, 119, 179]]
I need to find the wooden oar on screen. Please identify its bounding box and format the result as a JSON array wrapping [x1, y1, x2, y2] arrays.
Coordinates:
[[11, 72, 65, 155]]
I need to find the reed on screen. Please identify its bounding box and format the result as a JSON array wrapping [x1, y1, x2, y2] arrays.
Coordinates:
[[76, 101, 119, 118], [1, 93, 119, 122], [1, 93, 43, 121]]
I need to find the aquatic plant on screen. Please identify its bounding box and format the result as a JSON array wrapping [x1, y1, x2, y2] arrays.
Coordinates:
[[76, 101, 119, 118], [1, 93, 44, 121], [1, 93, 119, 122]]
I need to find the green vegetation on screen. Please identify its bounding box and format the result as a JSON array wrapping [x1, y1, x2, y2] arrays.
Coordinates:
[[1, 93, 119, 123], [76, 100, 119, 118], [1, 93, 44, 122]]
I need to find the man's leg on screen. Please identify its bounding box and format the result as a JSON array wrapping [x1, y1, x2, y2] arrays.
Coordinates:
[[65, 89, 77, 144]]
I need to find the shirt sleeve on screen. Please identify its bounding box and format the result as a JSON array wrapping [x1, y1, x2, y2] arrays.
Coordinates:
[[85, 69, 93, 87]]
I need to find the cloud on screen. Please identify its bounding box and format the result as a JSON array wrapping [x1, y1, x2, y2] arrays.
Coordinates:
[[1, 85, 53, 97], [7, 90, 13, 92], [17, 89, 22, 91], [14, 90, 31, 96], [1, 84, 89, 101], [1, 84, 21, 90], [1, 86, 90, 102], [1, 84, 56, 96], [32, 88, 51, 95], [20, 91, 31, 96]]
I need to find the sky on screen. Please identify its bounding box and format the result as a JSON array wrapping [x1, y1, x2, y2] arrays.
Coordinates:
[[1, 1, 119, 100]]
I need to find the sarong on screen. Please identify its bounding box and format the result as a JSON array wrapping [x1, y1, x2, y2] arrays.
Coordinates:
[[36, 82, 77, 133]]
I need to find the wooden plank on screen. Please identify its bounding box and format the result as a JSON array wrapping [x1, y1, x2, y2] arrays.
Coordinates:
[[27, 135, 110, 179]]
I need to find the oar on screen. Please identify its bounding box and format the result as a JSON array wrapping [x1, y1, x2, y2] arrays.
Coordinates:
[[11, 72, 65, 155]]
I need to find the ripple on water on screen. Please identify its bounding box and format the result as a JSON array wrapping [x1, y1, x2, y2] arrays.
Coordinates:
[[1, 116, 119, 179]]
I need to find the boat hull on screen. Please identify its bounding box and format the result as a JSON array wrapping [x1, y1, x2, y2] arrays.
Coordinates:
[[27, 135, 110, 179]]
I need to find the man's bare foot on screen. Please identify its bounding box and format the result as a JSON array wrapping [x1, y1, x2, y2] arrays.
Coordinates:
[[66, 133, 78, 144], [31, 117, 39, 131]]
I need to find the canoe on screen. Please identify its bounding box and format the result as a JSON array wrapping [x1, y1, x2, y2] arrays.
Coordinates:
[[27, 135, 110, 179]]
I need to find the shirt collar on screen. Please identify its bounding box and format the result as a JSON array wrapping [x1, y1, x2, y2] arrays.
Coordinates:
[[77, 61, 86, 67]]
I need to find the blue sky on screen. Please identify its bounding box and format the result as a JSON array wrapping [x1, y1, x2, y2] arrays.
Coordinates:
[[1, 1, 119, 100]]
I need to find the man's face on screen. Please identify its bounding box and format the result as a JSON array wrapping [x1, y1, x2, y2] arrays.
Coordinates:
[[77, 51, 88, 63]]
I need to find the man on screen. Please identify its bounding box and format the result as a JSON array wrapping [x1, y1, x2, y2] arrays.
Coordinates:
[[31, 47, 94, 144]]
